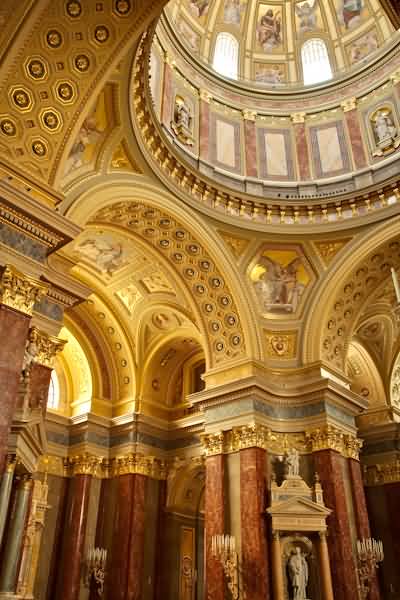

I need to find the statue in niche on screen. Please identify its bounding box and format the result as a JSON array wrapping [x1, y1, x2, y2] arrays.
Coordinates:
[[171, 95, 194, 146], [285, 448, 300, 478], [288, 547, 309, 600], [371, 107, 400, 157]]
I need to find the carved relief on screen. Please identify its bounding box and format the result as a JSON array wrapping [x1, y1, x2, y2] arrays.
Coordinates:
[[265, 330, 297, 359], [171, 95, 195, 146]]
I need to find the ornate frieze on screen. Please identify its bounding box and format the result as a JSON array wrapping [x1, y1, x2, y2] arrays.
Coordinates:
[[113, 453, 168, 479], [28, 327, 66, 368], [0, 265, 48, 315], [64, 454, 103, 477], [306, 425, 362, 460], [364, 460, 400, 486]]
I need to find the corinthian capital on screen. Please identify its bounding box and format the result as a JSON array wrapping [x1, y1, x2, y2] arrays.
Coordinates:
[[0, 265, 48, 316]]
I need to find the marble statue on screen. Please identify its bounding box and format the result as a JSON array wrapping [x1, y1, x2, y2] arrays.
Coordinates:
[[374, 110, 397, 144], [286, 448, 300, 477], [288, 547, 309, 600]]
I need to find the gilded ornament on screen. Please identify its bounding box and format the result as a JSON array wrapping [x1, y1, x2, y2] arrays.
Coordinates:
[[200, 432, 225, 455], [74, 54, 90, 72], [114, 454, 167, 479], [66, 1, 82, 17], [56, 82, 74, 103], [94, 25, 110, 44], [42, 110, 60, 131], [215, 341, 224, 352], [114, 0, 131, 16], [364, 461, 400, 486], [28, 327, 66, 367], [230, 334, 241, 346], [46, 29, 63, 48], [0, 265, 48, 316], [12, 88, 32, 111], [225, 314, 237, 326], [306, 425, 362, 460], [65, 454, 102, 477], [0, 119, 17, 137], [32, 140, 47, 157]]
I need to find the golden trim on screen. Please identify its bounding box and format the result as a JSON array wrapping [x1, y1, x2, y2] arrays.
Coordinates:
[[113, 453, 168, 479], [64, 454, 103, 477], [29, 327, 66, 367], [364, 460, 400, 486], [0, 265, 48, 316], [306, 425, 362, 460]]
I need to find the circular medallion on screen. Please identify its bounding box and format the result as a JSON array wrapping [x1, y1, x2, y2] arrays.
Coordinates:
[[46, 29, 63, 48], [27, 59, 46, 80], [12, 89, 31, 110], [0, 119, 16, 137], [215, 341, 225, 352], [57, 82, 74, 102], [94, 25, 109, 43], [115, 0, 131, 15], [42, 111, 60, 131], [32, 140, 47, 157], [66, 1, 82, 17], [74, 54, 90, 72]]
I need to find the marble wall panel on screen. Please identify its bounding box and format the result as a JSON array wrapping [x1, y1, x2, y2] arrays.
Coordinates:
[[210, 113, 242, 174], [257, 127, 295, 180], [310, 121, 351, 178]]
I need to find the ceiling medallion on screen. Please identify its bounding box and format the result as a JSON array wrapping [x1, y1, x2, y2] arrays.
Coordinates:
[[74, 54, 90, 73], [31, 139, 48, 158], [46, 30, 63, 49], [0, 119, 17, 137], [56, 81, 75, 104], [26, 59, 47, 80], [40, 109, 62, 132], [94, 25, 110, 44], [66, 1, 82, 17], [114, 0, 131, 16], [11, 88, 33, 111]]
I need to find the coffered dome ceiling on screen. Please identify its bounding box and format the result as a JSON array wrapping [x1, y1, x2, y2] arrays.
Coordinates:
[[164, 0, 395, 86]]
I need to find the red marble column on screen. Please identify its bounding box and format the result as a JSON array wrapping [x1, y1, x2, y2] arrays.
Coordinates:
[[349, 459, 381, 600], [344, 109, 367, 169], [199, 96, 210, 162], [205, 454, 225, 600], [240, 447, 270, 600], [314, 450, 359, 600], [29, 363, 52, 415], [244, 118, 258, 178], [0, 305, 30, 474], [46, 476, 69, 600], [154, 479, 167, 600], [126, 474, 146, 600], [56, 474, 92, 600], [293, 122, 311, 180]]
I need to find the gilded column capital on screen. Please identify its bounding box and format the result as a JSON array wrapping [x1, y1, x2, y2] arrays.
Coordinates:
[[199, 89, 212, 103], [5, 455, 16, 473], [29, 327, 66, 367], [306, 425, 362, 460], [64, 454, 102, 477], [242, 109, 257, 122], [364, 460, 400, 486], [114, 453, 167, 480], [291, 112, 306, 124], [200, 432, 225, 456], [341, 97, 357, 112], [229, 423, 271, 451], [0, 265, 48, 316], [390, 70, 400, 85]]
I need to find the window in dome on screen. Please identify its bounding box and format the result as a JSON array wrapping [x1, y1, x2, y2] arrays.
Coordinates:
[[212, 32, 239, 80], [301, 39, 333, 86], [47, 369, 60, 410]]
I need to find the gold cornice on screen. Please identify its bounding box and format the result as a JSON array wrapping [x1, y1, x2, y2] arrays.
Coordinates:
[[64, 454, 103, 477], [113, 453, 168, 479], [0, 265, 48, 316], [201, 423, 362, 459], [29, 327, 66, 367], [364, 460, 400, 486]]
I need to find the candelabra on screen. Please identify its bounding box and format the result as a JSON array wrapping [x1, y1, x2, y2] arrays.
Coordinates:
[[356, 538, 384, 600], [84, 547, 107, 597], [211, 534, 239, 600]]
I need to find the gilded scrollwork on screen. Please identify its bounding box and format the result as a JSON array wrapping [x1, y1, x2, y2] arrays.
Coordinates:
[[0, 265, 48, 316]]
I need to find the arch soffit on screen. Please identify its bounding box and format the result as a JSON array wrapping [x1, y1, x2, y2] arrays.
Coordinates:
[[62, 176, 261, 368], [346, 340, 387, 408], [303, 215, 400, 372]]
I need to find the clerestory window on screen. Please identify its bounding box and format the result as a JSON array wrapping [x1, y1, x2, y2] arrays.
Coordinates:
[[301, 38, 333, 85], [212, 32, 239, 80]]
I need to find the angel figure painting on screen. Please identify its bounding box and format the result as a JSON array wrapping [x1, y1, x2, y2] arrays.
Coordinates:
[[256, 6, 283, 52], [74, 232, 132, 275], [295, 0, 318, 34], [251, 249, 311, 315]]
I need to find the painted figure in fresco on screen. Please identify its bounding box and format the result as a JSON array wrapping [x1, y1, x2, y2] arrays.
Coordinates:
[[342, 0, 363, 29], [257, 9, 282, 51], [374, 110, 397, 144], [255, 64, 284, 84], [349, 31, 378, 64], [76, 239, 124, 274], [295, 0, 318, 33], [64, 115, 102, 174], [254, 255, 304, 312], [224, 0, 241, 25], [288, 547, 309, 600], [188, 0, 210, 18]]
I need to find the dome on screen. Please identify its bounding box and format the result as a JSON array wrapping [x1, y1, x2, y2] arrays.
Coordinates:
[[164, 0, 396, 87]]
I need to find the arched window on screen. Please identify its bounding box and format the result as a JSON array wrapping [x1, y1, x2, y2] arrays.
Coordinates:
[[212, 32, 239, 80], [301, 39, 333, 86], [47, 370, 60, 410]]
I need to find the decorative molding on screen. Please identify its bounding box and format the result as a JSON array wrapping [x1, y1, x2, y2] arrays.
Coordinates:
[[364, 460, 400, 486], [64, 454, 103, 477], [113, 453, 168, 479], [306, 425, 362, 459], [264, 330, 297, 359], [29, 327, 66, 368], [341, 97, 357, 112], [0, 265, 48, 316]]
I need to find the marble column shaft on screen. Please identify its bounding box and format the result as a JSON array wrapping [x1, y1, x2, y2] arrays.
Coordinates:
[[244, 120, 258, 178], [318, 532, 335, 600], [293, 123, 311, 180], [0, 305, 30, 474], [161, 63, 173, 127], [271, 533, 285, 600], [344, 109, 367, 169], [348, 458, 381, 600], [0, 477, 33, 593], [205, 454, 225, 600], [240, 447, 270, 600], [314, 450, 359, 600], [28, 363, 52, 416], [0, 459, 16, 549], [56, 474, 92, 600], [126, 474, 146, 600]]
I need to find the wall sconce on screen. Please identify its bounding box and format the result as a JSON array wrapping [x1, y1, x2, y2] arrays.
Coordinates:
[[357, 538, 384, 600], [211, 534, 239, 600], [84, 547, 107, 597]]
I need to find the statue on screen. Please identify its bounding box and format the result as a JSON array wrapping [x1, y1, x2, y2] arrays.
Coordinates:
[[171, 96, 194, 146], [374, 110, 397, 144], [285, 448, 300, 477], [21, 338, 38, 378], [288, 547, 309, 600]]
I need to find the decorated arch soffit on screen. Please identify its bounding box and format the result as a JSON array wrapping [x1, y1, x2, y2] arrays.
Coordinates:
[[0, 0, 169, 188], [61, 176, 261, 369]]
